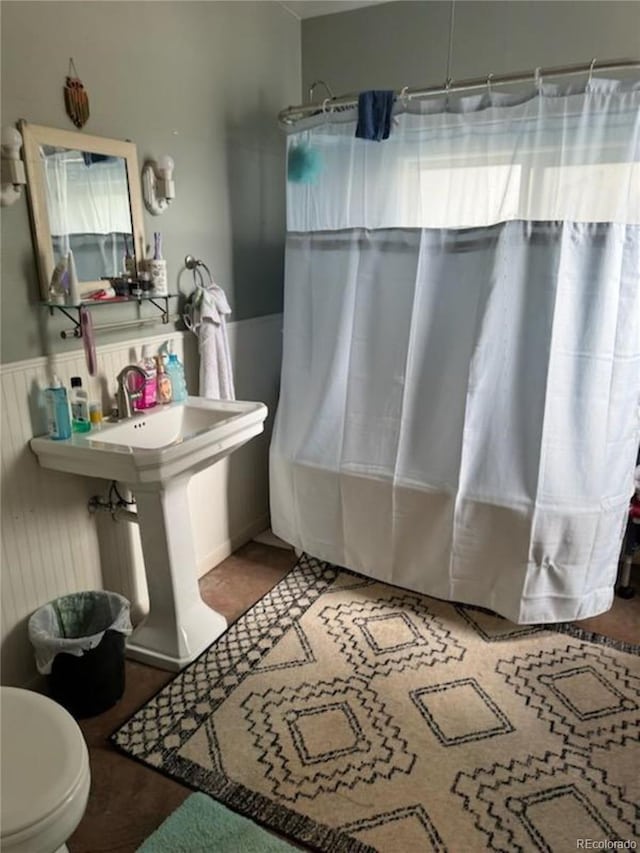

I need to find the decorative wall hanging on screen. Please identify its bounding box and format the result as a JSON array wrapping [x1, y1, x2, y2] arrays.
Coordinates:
[[64, 59, 90, 128]]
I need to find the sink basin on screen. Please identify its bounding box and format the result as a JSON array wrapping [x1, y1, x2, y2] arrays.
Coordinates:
[[30, 396, 269, 673], [90, 404, 234, 450], [31, 396, 268, 484]]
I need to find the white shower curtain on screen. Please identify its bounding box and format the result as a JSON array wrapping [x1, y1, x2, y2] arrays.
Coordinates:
[[270, 78, 640, 623]]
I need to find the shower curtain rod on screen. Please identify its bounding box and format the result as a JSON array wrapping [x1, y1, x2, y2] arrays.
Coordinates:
[[278, 57, 640, 126]]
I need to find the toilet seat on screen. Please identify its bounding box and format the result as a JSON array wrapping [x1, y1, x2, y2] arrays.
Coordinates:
[[1, 687, 91, 853]]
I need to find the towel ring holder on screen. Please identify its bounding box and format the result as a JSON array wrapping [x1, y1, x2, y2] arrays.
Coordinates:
[[185, 254, 212, 280]]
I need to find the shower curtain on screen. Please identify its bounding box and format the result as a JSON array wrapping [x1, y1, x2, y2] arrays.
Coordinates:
[[270, 78, 640, 623]]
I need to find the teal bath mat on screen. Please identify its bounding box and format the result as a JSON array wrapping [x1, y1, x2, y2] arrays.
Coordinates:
[[137, 791, 297, 852]]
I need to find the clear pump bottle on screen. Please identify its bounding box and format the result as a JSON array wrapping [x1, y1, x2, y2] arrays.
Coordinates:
[[155, 356, 172, 404]]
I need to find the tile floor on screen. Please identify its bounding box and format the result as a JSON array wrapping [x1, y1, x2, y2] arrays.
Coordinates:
[[69, 543, 639, 853]]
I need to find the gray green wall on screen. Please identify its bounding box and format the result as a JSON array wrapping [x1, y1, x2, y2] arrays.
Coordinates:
[[302, 1, 640, 97], [3, 0, 638, 364], [1, 1, 300, 363]]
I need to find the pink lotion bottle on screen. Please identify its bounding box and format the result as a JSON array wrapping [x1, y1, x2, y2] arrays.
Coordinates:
[[134, 345, 158, 410]]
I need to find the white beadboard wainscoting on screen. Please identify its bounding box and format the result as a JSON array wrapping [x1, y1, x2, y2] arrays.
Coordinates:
[[0, 313, 283, 687]]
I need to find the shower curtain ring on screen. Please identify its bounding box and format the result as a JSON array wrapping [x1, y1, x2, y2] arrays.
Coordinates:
[[534, 66, 542, 91], [321, 98, 332, 114], [444, 78, 453, 106], [486, 73, 494, 95], [399, 86, 409, 108], [588, 57, 597, 85]]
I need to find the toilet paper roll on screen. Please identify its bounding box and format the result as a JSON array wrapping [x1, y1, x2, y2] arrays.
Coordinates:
[[148, 259, 168, 295]]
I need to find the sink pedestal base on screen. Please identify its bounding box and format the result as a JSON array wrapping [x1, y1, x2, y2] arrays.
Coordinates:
[[126, 477, 227, 671]]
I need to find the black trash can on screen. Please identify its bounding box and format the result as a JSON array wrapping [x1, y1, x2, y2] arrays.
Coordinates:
[[28, 591, 132, 718]]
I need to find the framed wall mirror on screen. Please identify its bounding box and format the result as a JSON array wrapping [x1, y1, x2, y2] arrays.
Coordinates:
[[20, 121, 145, 301]]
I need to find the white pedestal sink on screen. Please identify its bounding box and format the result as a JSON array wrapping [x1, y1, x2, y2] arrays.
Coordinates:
[[30, 397, 268, 671]]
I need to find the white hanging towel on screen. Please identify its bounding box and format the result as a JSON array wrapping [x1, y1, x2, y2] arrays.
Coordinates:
[[197, 283, 235, 400]]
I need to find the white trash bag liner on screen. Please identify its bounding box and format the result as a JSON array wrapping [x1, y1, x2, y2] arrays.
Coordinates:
[[28, 590, 132, 675]]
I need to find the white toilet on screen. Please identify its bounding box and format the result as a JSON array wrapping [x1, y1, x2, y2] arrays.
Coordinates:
[[0, 687, 91, 853]]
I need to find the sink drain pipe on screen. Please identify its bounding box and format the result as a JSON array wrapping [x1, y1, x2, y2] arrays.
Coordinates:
[[88, 481, 139, 525]]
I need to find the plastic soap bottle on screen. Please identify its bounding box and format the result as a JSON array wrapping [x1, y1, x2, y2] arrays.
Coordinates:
[[89, 401, 103, 430], [166, 343, 187, 402], [44, 376, 72, 440], [70, 376, 91, 433], [155, 356, 172, 404], [135, 345, 157, 410]]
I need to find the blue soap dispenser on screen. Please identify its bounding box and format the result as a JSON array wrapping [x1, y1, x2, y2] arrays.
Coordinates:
[[166, 342, 187, 402], [44, 375, 72, 440]]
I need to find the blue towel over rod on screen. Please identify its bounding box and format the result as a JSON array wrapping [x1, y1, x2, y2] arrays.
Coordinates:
[[355, 90, 395, 141]]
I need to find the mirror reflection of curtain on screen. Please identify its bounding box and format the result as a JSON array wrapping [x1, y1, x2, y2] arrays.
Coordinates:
[[42, 148, 133, 281], [271, 78, 640, 624]]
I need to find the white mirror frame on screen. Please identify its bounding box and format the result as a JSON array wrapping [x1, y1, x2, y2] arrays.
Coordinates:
[[20, 121, 145, 300]]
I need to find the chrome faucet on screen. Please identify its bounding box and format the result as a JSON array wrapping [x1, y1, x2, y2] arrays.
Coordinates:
[[115, 365, 147, 419]]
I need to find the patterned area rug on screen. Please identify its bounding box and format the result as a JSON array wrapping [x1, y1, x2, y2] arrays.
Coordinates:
[[112, 556, 640, 852]]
